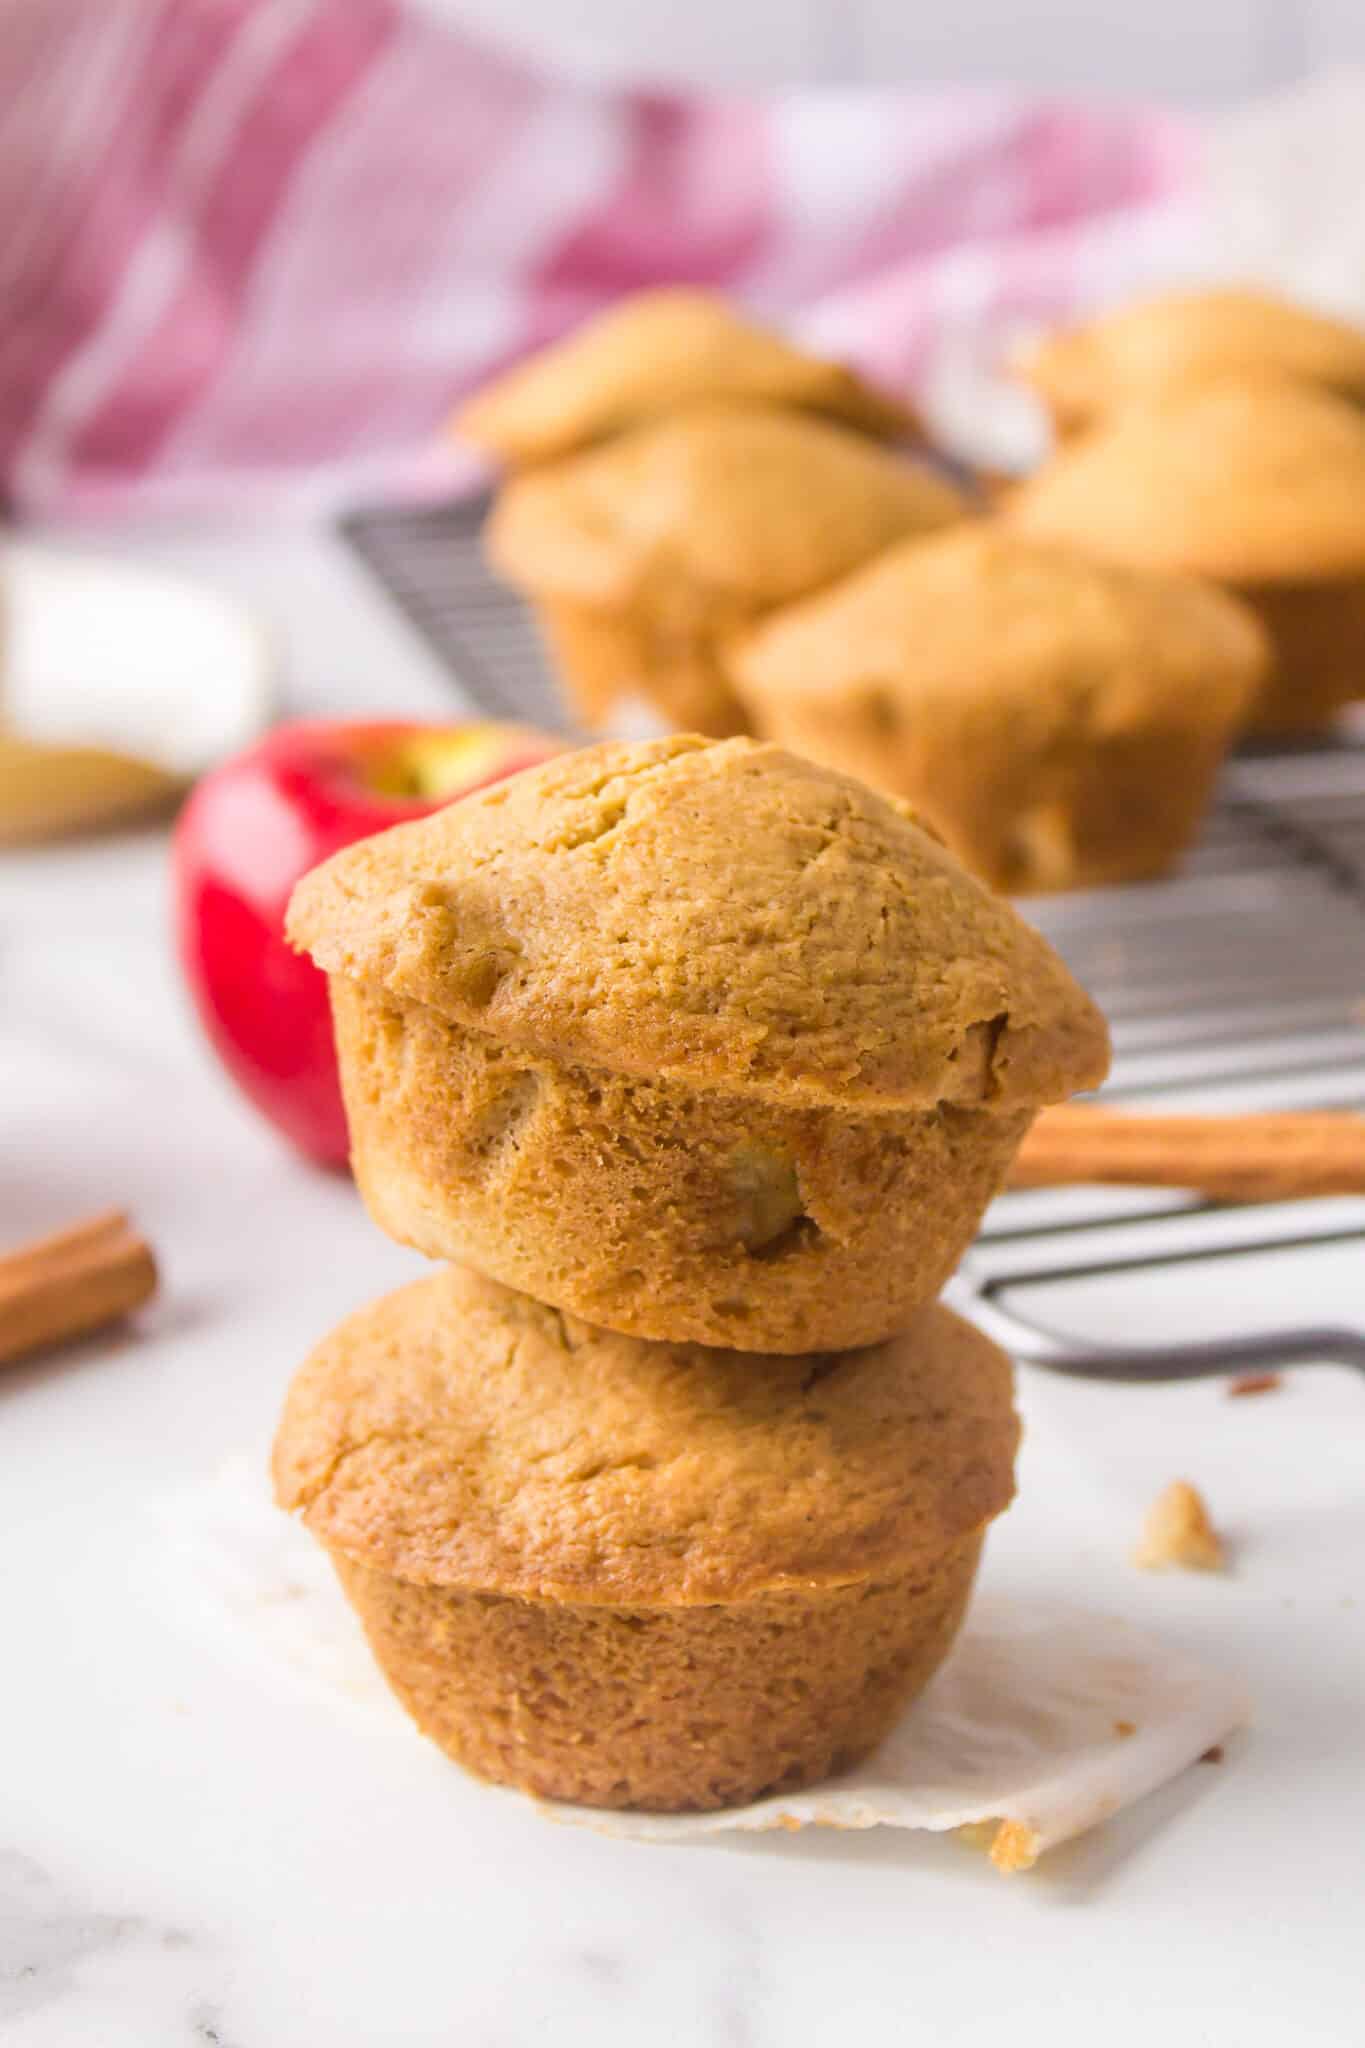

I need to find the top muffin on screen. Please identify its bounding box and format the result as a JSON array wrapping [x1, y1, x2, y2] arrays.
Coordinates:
[[289, 734, 1109, 1115], [1019, 286, 1365, 440], [291, 738, 1106, 1348], [456, 288, 913, 466]]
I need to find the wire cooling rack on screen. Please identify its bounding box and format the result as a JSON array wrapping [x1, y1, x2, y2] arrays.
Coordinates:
[[343, 499, 1365, 1381], [961, 749, 1365, 1381], [347, 498, 563, 728]]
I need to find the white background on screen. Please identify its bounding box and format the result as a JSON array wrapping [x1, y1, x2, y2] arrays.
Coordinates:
[[419, 0, 1365, 99]]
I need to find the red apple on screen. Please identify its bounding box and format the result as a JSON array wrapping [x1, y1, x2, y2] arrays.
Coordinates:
[[173, 718, 560, 1165]]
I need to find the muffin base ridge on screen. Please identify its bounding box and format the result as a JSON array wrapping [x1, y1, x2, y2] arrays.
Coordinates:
[[331, 1533, 984, 1812], [331, 979, 1031, 1353]]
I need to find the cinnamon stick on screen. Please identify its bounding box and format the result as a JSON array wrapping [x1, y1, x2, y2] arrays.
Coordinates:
[[0, 1209, 158, 1368], [1009, 1105, 1365, 1203]]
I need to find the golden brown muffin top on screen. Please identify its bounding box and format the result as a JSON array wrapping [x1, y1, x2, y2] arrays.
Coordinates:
[[273, 1266, 1018, 1604], [732, 525, 1267, 732], [1007, 376, 1365, 584], [455, 288, 912, 466], [288, 735, 1109, 1112], [1020, 285, 1365, 437], [485, 402, 964, 609]]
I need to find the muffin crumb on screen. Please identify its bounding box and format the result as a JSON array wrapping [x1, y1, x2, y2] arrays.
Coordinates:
[[989, 1819, 1040, 1873], [1134, 1480, 1225, 1573]]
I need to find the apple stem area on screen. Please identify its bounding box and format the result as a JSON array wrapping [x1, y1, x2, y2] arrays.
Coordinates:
[[364, 731, 534, 802]]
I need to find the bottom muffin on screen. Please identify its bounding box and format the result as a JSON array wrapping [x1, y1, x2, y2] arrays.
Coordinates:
[[332, 1539, 982, 1810], [272, 1266, 1018, 1812]]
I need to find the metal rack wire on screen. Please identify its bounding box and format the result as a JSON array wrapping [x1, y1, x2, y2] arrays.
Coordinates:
[[963, 747, 1365, 1378]]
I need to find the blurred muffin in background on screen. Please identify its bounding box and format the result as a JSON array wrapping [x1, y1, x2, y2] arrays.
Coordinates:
[[486, 403, 965, 735], [1005, 377, 1365, 732], [455, 287, 914, 469], [731, 526, 1266, 895], [1018, 285, 1365, 443]]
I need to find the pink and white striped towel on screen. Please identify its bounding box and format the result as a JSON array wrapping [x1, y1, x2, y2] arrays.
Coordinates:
[[0, 0, 1198, 519]]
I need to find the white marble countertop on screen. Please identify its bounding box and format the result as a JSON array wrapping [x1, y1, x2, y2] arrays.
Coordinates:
[[3, 525, 1363, 2048]]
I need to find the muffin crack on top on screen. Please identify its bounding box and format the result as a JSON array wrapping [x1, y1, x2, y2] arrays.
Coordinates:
[[506, 741, 688, 853], [289, 734, 1108, 1119], [286, 1424, 397, 1519]]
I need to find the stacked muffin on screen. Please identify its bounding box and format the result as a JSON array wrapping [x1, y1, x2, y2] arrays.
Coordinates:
[[1016, 285, 1365, 442], [730, 526, 1268, 894], [458, 290, 966, 738], [1010, 287, 1365, 734], [460, 290, 1298, 897], [275, 735, 1109, 1811], [456, 287, 917, 463], [1006, 375, 1365, 734], [461, 286, 1365, 903]]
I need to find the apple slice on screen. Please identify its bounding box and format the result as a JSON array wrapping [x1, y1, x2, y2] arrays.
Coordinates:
[[0, 540, 274, 843]]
